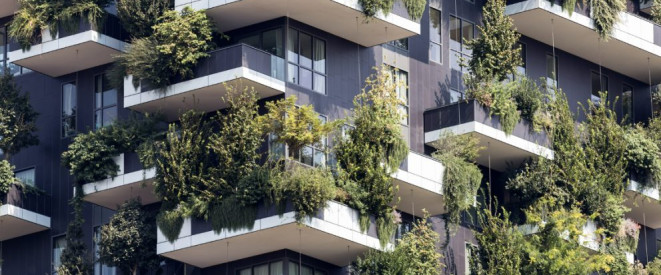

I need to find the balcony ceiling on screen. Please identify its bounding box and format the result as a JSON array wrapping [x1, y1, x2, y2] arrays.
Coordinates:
[[506, 0, 661, 84], [0, 205, 50, 241], [197, 0, 419, 47], [82, 172, 159, 211], [0, 0, 19, 18], [624, 190, 661, 228]]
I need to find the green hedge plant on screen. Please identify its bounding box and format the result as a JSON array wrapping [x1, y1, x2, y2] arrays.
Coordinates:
[[116, 0, 171, 38]]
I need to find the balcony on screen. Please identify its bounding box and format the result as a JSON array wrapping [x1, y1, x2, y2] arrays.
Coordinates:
[[505, 0, 661, 83], [174, 0, 420, 47], [624, 179, 661, 228], [124, 44, 286, 121], [157, 201, 388, 268], [7, 16, 129, 77], [519, 219, 600, 252], [80, 154, 158, 210], [423, 100, 553, 172], [392, 151, 445, 216], [0, 0, 19, 18], [0, 185, 51, 241]]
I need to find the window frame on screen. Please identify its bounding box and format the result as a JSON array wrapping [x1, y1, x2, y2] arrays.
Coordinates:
[[449, 15, 475, 73], [61, 81, 78, 138], [93, 73, 118, 130], [52, 234, 67, 275], [294, 114, 328, 167], [545, 53, 559, 90], [14, 166, 36, 187], [386, 66, 409, 126], [287, 28, 327, 95], [429, 7, 442, 64]]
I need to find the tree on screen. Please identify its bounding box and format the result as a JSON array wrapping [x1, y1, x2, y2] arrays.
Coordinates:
[[98, 200, 159, 275], [116, 0, 170, 38], [57, 186, 92, 275], [465, 0, 521, 83], [0, 73, 39, 160]]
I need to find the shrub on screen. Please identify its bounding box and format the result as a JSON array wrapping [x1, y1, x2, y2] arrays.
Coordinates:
[[510, 76, 543, 123], [624, 125, 661, 186], [0, 160, 16, 196], [0, 73, 39, 159], [116, 0, 170, 38], [271, 165, 337, 222], [209, 196, 257, 233], [358, 0, 395, 18]]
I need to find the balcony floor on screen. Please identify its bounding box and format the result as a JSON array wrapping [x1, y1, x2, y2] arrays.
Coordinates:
[[0, 204, 51, 241]]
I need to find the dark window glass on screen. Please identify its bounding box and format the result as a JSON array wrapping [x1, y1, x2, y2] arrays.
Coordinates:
[[591, 71, 608, 106], [429, 8, 441, 63], [62, 82, 77, 137], [53, 236, 66, 274], [287, 28, 326, 94], [299, 33, 313, 68], [94, 74, 118, 129], [622, 84, 633, 124]]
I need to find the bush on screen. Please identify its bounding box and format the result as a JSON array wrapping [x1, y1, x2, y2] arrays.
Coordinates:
[[209, 196, 257, 233], [271, 165, 337, 222], [117, 0, 170, 38], [0, 73, 39, 158], [0, 160, 15, 196], [624, 125, 661, 186], [358, 0, 395, 18], [510, 76, 543, 123]]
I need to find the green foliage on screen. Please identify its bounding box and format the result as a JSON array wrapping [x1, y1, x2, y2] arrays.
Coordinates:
[[156, 204, 185, 243], [260, 96, 339, 154], [358, 0, 394, 18], [117, 7, 216, 89], [591, 0, 625, 40], [0, 73, 39, 159], [652, 0, 661, 25], [335, 66, 408, 246], [58, 185, 93, 275], [466, 0, 521, 82], [432, 132, 483, 230], [352, 212, 443, 275], [510, 76, 544, 123], [10, 0, 111, 50], [402, 0, 425, 20], [116, 0, 170, 38], [270, 164, 337, 222], [647, 256, 661, 275], [467, 80, 521, 135], [471, 203, 524, 275], [209, 196, 257, 233], [62, 114, 161, 184], [624, 125, 661, 186], [0, 160, 16, 196], [98, 200, 159, 275]]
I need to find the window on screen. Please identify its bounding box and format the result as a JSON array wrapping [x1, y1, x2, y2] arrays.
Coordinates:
[[449, 88, 464, 104], [590, 71, 608, 106], [61, 82, 77, 138], [387, 38, 408, 51], [465, 243, 478, 275], [387, 67, 409, 125], [238, 28, 285, 80], [15, 168, 35, 187], [546, 53, 558, 91], [93, 227, 116, 275], [288, 262, 325, 275], [622, 84, 633, 124], [429, 8, 442, 64], [288, 28, 326, 94], [450, 16, 475, 72], [517, 42, 526, 76], [53, 236, 66, 274], [238, 261, 283, 275], [94, 74, 117, 129], [293, 115, 328, 167]]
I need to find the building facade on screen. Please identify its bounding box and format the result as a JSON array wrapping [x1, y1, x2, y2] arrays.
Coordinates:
[[0, 0, 660, 274]]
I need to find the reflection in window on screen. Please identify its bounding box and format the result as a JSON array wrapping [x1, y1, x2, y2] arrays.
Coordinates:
[[293, 115, 328, 167], [622, 84, 633, 124], [94, 74, 117, 129], [387, 38, 408, 51], [287, 28, 326, 94], [94, 227, 116, 275], [545, 53, 558, 93], [590, 71, 608, 106], [449, 88, 464, 104], [62, 82, 77, 137], [53, 236, 66, 275], [429, 8, 442, 63], [449, 16, 474, 73], [15, 168, 35, 187], [517, 42, 526, 76]]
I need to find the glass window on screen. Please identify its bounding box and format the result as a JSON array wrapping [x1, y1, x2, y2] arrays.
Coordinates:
[[62, 82, 77, 138], [517, 43, 526, 76], [238, 261, 284, 275], [387, 38, 408, 51], [262, 28, 284, 57], [546, 53, 558, 92], [450, 16, 461, 51], [287, 28, 326, 94], [288, 262, 323, 275], [239, 34, 260, 49], [15, 168, 35, 187], [591, 71, 608, 106], [388, 67, 409, 125], [53, 236, 66, 275], [94, 74, 118, 129], [449, 16, 474, 74], [295, 115, 328, 167], [622, 84, 633, 124], [254, 264, 268, 275], [429, 8, 442, 63], [94, 227, 116, 275], [449, 88, 464, 104]]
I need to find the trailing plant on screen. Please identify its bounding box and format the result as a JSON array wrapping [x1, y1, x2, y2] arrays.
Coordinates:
[[260, 95, 339, 154], [10, 0, 112, 50], [624, 125, 661, 186], [116, 7, 216, 89], [270, 164, 337, 222], [209, 196, 257, 233], [432, 132, 483, 231], [0, 160, 15, 197], [647, 256, 661, 274], [62, 114, 161, 184], [652, 0, 661, 25], [591, 0, 625, 40], [358, 0, 394, 18], [615, 218, 640, 253], [116, 0, 171, 38], [98, 200, 159, 275], [156, 203, 185, 243], [335, 66, 408, 247], [352, 211, 442, 275], [58, 185, 93, 275], [465, 0, 522, 83], [0, 73, 39, 159], [402, 0, 426, 20]]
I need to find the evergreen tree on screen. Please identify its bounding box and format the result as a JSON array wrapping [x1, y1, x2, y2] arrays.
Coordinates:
[[58, 185, 92, 275], [0, 73, 39, 160], [466, 0, 521, 82]]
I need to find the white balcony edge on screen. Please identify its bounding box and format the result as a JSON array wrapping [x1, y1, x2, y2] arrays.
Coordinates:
[[626, 179, 660, 201], [174, 0, 420, 35], [505, 0, 661, 58], [81, 168, 156, 196], [424, 121, 554, 160], [520, 220, 599, 251], [0, 204, 51, 228], [392, 151, 444, 196], [8, 30, 127, 61], [123, 67, 286, 108], [156, 201, 389, 255]]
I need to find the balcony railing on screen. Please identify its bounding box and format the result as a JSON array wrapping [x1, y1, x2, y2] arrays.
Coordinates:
[[174, 0, 420, 47], [157, 200, 388, 268], [392, 151, 445, 216], [124, 43, 286, 121], [424, 100, 552, 171], [7, 15, 129, 77], [0, 185, 51, 241]]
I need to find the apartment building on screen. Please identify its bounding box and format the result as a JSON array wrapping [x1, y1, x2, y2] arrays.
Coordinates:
[[0, 0, 660, 274]]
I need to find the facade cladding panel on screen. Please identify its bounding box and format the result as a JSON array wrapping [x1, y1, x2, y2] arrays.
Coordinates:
[[0, 0, 658, 274]]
